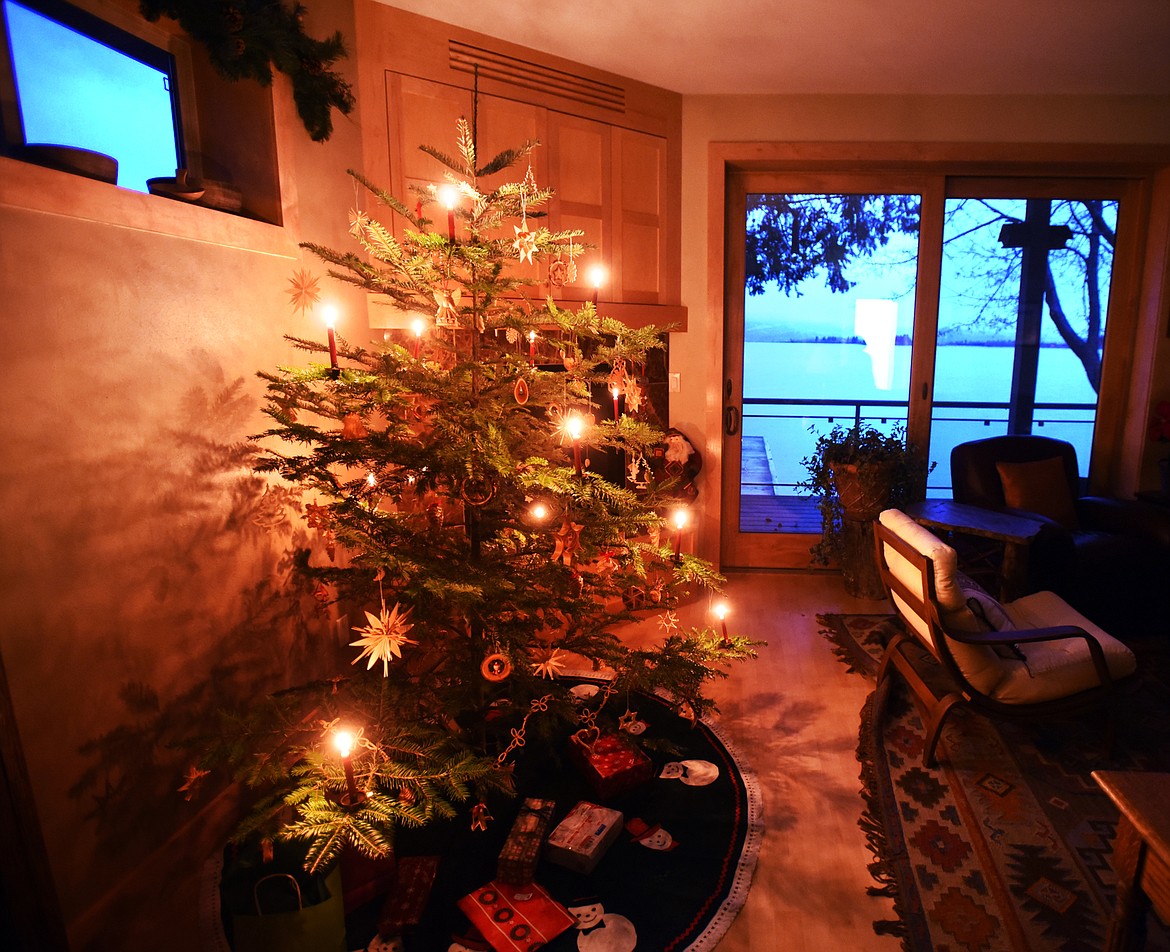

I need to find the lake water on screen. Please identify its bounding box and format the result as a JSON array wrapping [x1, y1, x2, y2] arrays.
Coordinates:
[[741, 341, 1100, 494]]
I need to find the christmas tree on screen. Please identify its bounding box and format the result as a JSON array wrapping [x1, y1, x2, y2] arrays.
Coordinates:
[[212, 120, 756, 872]]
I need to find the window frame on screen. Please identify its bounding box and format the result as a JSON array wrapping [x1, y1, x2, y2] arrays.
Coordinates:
[[0, 0, 186, 174]]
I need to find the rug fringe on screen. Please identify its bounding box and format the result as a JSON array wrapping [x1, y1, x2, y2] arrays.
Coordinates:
[[856, 682, 915, 950]]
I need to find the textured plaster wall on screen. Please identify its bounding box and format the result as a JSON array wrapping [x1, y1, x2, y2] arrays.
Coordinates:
[[0, 2, 368, 949], [673, 94, 1170, 563]]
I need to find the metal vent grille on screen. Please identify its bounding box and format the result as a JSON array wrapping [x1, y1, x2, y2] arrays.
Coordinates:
[[449, 40, 625, 113]]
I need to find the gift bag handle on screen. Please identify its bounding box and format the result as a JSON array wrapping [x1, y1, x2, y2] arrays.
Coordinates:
[[253, 873, 303, 915]]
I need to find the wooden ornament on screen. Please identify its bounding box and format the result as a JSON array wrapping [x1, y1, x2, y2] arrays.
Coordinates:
[[481, 652, 513, 682], [513, 377, 529, 405]]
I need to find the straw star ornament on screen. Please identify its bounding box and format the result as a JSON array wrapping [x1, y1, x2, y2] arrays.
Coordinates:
[[287, 267, 322, 317], [350, 598, 417, 676]]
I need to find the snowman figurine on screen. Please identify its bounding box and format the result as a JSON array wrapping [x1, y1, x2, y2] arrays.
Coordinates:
[[566, 896, 637, 952]]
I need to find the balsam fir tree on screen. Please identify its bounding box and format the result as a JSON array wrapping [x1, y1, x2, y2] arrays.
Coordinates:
[[213, 120, 756, 872]]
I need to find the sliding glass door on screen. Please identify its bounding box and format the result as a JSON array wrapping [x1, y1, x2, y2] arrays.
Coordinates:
[[929, 191, 1118, 494], [722, 172, 1128, 569]]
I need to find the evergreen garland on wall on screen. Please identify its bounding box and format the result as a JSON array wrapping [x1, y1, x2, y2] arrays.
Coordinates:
[[139, 0, 355, 142]]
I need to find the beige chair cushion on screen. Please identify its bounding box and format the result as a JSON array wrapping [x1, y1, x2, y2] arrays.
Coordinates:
[[989, 590, 1137, 704], [878, 509, 1006, 687]]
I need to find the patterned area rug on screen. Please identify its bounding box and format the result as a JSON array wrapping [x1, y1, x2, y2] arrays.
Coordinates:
[[820, 613, 1170, 952]]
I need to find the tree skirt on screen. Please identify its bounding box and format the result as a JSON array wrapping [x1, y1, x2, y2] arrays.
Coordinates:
[[819, 613, 1170, 952], [205, 679, 762, 952]]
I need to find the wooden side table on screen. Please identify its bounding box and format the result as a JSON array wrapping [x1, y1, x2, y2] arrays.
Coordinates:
[[1092, 770, 1170, 952], [903, 500, 1044, 601]]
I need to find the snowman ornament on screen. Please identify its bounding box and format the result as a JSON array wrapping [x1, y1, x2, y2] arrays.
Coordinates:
[[566, 896, 637, 952]]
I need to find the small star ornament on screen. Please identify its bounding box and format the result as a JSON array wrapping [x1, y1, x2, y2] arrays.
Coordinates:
[[531, 647, 566, 679], [286, 267, 321, 317], [350, 599, 417, 676], [178, 766, 210, 800], [512, 223, 537, 264], [348, 207, 370, 239]]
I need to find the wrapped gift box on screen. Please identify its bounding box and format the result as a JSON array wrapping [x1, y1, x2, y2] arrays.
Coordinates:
[[375, 854, 440, 936], [546, 800, 623, 875], [567, 730, 653, 800], [457, 880, 575, 952], [496, 797, 555, 885]]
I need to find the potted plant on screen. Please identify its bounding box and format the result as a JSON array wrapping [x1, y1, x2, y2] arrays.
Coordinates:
[[798, 422, 933, 597]]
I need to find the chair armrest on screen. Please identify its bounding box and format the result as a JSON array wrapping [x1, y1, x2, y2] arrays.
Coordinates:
[[1078, 496, 1170, 548], [943, 624, 1112, 686]]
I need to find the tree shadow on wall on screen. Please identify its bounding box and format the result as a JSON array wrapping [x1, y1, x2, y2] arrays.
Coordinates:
[[66, 365, 343, 859]]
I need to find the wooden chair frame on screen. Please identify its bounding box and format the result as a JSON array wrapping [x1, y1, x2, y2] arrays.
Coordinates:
[[872, 519, 1129, 767]]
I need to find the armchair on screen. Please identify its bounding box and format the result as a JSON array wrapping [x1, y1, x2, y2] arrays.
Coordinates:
[[949, 435, 1170, 636], [873, 508, 1137, 766]]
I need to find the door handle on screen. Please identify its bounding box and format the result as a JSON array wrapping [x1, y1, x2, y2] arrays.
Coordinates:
[[724, 405, 740, 436]]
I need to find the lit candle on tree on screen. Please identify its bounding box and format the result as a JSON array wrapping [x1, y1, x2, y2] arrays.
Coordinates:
[[672, 507, 689, 562], [322, 304, 339, 374], [611, 384, 621, 422], [333, 730, 366, 808], [412, 316, 425, 359], [528, 330, 537, 365], [713, 601, 730, 643], [438, 184, 458, 241], [588, 264, 606, 307], [567, 413, 584, 477]]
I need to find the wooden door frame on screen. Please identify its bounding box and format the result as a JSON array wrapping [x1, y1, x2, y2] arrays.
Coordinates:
[[709, 142, 1170, 569]]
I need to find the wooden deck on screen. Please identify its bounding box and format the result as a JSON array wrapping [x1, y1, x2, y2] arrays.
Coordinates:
[[739, 436, 821, 533], [741, 436, 777, 496], [739, 494, 822, 534]]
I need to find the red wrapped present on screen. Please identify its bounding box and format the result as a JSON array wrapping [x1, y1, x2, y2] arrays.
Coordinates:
[[497, 797, 555, 885], [376, 854, 440, 935], [456, 880, 575, 952], [340, 847, 397, 913], [567, 729, 653, 800]]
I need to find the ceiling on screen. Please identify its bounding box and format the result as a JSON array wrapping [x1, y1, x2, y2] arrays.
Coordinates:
[[376, 0, 1170, 96]]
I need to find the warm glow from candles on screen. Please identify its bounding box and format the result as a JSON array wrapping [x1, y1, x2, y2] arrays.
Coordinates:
[[588, 264, 606, 306], [713, 601, 730, 643], [672, 508, 689, 532], [412, 317, 425, 358], [567, 414, 584, 442], [366, 472, 377, 487], [438, 185, 458, 240], [322, 304, 339, 370], [334, 730, 355, 758], [531, 502, 548, 521]]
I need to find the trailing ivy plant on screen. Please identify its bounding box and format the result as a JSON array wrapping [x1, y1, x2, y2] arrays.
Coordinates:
[[797, 422, 933, 565], [140, 0, 355, 142]]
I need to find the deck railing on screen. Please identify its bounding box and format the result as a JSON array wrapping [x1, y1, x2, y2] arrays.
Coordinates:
[[739, 396, 1097, 497]]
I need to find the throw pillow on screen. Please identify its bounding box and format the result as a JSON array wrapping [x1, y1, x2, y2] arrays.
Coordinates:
[[948, 574, 1027, 663], [995, 456, 1079, 529]]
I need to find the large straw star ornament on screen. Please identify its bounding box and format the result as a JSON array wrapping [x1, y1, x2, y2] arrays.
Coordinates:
[[350, 598, 417, 676]]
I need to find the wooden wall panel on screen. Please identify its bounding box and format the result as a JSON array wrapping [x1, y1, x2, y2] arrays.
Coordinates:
[[355, 1, 685, 329]]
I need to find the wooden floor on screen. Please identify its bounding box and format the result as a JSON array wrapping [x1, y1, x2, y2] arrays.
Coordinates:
[[620, 570, 899, 950]]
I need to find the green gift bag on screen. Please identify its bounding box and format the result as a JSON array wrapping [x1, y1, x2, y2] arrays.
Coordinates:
[[230, 865, 346, 952]]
